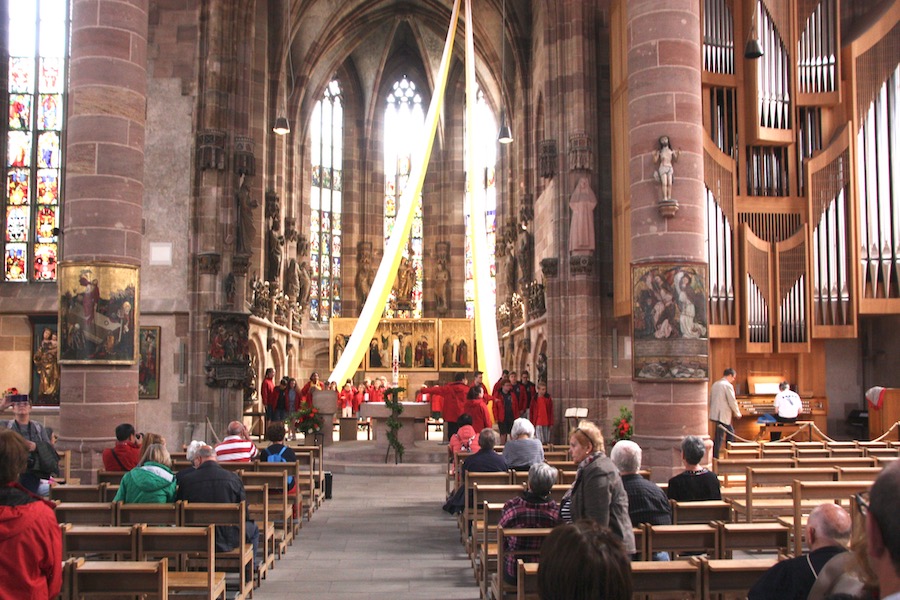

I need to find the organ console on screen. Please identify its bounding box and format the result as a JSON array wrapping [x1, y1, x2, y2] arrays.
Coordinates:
[[733, 372, 828, 441]]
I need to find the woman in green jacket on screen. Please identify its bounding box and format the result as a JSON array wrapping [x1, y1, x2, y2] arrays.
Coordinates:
[[112, 443, 176, 503]]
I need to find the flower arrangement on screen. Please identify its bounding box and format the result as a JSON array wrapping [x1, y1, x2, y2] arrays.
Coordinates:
[[383, 387, 406, 463], [612, 406, 633, 443], [291, 404, 324, 437]]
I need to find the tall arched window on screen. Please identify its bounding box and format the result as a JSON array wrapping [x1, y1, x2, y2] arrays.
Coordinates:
[[384, 76, 424, 318], [464, 88, 498, 317], [4, 0, 68, 282], [309, 80, 343, 322]]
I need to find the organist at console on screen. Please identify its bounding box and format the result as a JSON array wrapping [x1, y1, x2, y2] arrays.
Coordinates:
[[733, 373, 828, 441]]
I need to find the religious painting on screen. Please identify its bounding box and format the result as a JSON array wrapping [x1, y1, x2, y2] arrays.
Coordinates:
[[58, 262, 139, 364], [139, 326, 161, 399], [30, 318, 59, 406], [204, 311, 251, 389], [329, 317, 365, 370], [632, 263, 709, 381], [437, 318, 475, 372], [366, 318, 438, 372]]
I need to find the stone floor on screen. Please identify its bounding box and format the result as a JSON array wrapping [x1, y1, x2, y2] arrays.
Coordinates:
[[252, 469, 480, 600]]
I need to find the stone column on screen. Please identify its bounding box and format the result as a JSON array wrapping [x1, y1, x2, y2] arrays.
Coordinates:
[[60, 0, 149, 482], [627, 0, 708, 479]]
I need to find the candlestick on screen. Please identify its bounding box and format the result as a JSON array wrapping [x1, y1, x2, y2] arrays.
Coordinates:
[[392, 337, 400, 389]]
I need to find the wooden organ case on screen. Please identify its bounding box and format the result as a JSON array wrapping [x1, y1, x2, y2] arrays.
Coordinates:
[[698, 0, 900, 438]]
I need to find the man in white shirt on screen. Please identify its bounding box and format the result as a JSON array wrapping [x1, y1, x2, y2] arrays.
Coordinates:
[[214, 421, 259, 462], [771, 381, 802, 440]]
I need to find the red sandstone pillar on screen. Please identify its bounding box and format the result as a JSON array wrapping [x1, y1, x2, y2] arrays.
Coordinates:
[[60, 0, 148, 481], [627, 0, 709, 479]]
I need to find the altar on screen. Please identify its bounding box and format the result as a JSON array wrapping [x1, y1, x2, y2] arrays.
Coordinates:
[[359, 402, 432, 447]]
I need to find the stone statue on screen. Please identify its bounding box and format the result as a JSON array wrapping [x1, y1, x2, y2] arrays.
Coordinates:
[[568, 176, 597, 254], [517, 222, 533, 284], [224, 272, 236, 307], [284, 258, 301, 301], [235, 174, 258, 255], [434, 256, 450, 315], [298, 261, 312, 308], [267, 226, 284, 283], [536, 351, 548, 383], [652, 135, 679, 202], [355, 243, 374, 310], [504, 225, 518, 292], [394, 256, 415, 302]]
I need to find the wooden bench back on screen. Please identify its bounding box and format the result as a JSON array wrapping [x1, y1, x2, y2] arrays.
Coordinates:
[[51, 484, 107, 503], [646, 523, 719, 558], [116, 501, 180, 527], [71, 557, 168, 599], [791, 479, 874, 555], [55, 502, 116, 526], [62, 524, 137, 560], [670, 500, 733, 524], [96, 470, 125, 485], [631, 561, 700, 595]]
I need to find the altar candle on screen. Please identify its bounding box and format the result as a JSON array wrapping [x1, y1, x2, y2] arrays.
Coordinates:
[[392, 338, 400, 388]]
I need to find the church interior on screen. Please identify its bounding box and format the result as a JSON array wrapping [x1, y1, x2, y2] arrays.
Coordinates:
[[1, 0, 899, 483]]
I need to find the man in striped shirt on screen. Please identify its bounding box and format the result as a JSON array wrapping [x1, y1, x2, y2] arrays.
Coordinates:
[[214, 421, 259, 462]]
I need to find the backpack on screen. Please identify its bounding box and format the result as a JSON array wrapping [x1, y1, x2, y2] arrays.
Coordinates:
[[266, 446, 294, 487]]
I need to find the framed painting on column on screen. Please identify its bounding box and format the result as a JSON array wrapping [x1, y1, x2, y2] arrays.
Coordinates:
[[58, 261, 139, 364], [139, 326, 161, 399], [632, 262, 709, 381]]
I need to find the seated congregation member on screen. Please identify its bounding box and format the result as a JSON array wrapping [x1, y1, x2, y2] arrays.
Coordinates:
[[864, 459, 900, 599], [176, 445, 260, 573], [461, 385, 492, 434], [1, 394, 58, 494], [137, 432, 166, 464], [113, 443, 176, 504], [444, 428, 507, 515], [215, 420, 259, 462], [559, 420, 635, 556], [537, 520, 632, 600], [749, 503, 851, 600], [102, 422, 142, 472], [259, 423, 297, 493], [502, 417, 545, 470], [448, 414, 479, 455], [176, 439, 206, 483], [666, 435, 721, 502], [0, 429, 62, 600], [497, 462, 561, 583]]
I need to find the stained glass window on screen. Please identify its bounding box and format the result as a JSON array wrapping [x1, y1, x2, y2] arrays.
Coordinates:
[[309, 80, 343, 322], [464, 88, 498, 318], [384, 76, 425, 318], [4, 0, 67, 282]]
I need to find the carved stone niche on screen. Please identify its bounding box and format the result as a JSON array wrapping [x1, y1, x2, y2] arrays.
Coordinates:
[[540, 257, 559, 278], [197, 252, 221, 275], [197, 129, 227, 171], [568, 131, 593, 172], [233, 135, 255, 177], [539, 139, 558, 179]]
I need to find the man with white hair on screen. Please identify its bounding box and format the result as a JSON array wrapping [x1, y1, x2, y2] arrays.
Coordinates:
[[215, 421, 259, 462], [610, 440, 671, 560], [748, 502, 851, 599]]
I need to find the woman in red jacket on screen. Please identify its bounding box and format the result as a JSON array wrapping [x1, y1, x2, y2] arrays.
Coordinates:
[[338, 382, 355, 418], [0, 428, 62, 600]]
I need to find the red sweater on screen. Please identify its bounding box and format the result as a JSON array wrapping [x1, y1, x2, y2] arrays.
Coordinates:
[[102, 441, 141, 471], [531, 394, 554, 426], [462, 398, 492, 433], [0, 484, 62, 600], [492, 388, 522, 424], [261, 377, 277, 408], [421, 381, 469, 423]]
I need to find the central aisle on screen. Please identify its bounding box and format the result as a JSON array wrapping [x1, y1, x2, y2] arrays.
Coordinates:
[[253, 471, 482, 599]]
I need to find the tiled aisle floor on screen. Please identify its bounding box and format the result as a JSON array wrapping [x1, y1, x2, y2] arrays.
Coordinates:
[[252, 471, 481, 600]]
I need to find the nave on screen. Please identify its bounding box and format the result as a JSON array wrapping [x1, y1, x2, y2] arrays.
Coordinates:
[[253, 470, 480, 600]]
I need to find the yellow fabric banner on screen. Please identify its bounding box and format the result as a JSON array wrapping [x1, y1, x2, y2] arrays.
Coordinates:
[[328, 0, 462, 385], [464, 0, 502, 388]]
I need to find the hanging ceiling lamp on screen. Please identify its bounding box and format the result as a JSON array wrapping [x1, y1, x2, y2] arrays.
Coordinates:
[[273, 0, 292, 135], [497, 0, 513, 144], [744, 1, 764, 59]]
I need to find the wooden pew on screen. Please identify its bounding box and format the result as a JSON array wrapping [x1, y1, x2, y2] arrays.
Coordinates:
[[700, 557, 778, 598], [516, 560, 538, 600], [244, 484, 276, 574], [459, 471, 513, 539], [791, 480, 873, 555], [713, 458, 794, 486], [732, 467, 836, 522], [467, 484, 525, 555], [56, 449, 74, 484], [630, 561, 701, 597], [70, 557, 169, 599], [645, 524, 719, 559], [793, 457, 876, 469], [240, 470, 295, 553], [477, 502, 505, 600], [718, 522, 791, 559], [96, 471, 125, 485], [51, 484, 106, 503], [137, 524, 227, 600], [116, 502, 180, 527], [61, 524, 137, 561], [491, 527, 553, 600], [258, 459, 308, 523], [836, 466, 884, 481], [55, 502, 116, 526], [180, 501, 254, 600], [670, 500, 733, 524]]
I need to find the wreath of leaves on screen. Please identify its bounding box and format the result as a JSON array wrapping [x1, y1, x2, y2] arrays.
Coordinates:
[[383, 387, 406, 463]]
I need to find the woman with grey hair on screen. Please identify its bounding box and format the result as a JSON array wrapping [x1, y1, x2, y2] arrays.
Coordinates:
[[497, 462, 561, 583], [502, 417, 545, 470], [666, 435, 721, 502]]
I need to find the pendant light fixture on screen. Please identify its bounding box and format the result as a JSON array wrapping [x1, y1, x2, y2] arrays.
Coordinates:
[[497, 0, 513, 144], [744, 1, 764, 60], [273, 0, 292, 135]]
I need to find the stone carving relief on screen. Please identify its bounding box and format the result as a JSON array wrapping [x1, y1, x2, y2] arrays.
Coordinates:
[[266, 225, 284, 284], [568, 131, 593, 172], [235, 174, 258, 256], [204, 311, 251, 388], [233, 135, 255, 177], [355, 242, 374, 311], [284, 258, 301, 302], [433, 242, 450, 316], [539, 139, 558, 179], [196, 129, 226, 171], [224, 272, 236, 308], [298, 261, 312, 309]]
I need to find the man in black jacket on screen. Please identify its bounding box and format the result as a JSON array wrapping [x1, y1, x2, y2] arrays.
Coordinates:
[[175, 445, 259, 577]]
